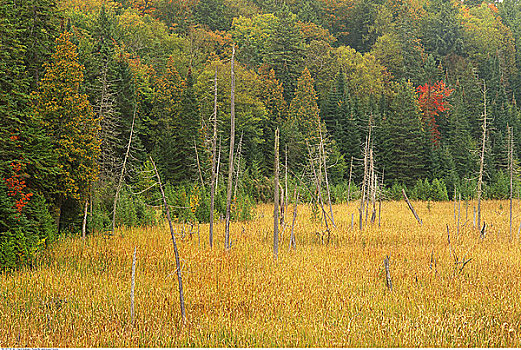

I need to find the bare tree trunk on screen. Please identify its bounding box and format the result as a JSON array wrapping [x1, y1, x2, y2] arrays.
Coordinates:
[[360, 132, 369, 230], [378, 168, 384, 227], [150, 157, 186, 323], [347, 156, 353, 207], [457, 193, 461, 237], [402, 188, 422, 225], [307, 142, 331, 238], [289, 188, 298, 250], [284, 146, 289, 226], [233, 132, 244, 200], [477, 81, 487, 232], [509, 125, 514, 242], [225, 45, 236, 250], [384, 255, 392, 292], [215, 136, 222, 190], [209, 68, 218, 249], [194, 139, 204, 190], [274, 128, 280, 259], [82, 198, 88, 240], [320, 131, 335, 227], [112, 100, 137, 235]]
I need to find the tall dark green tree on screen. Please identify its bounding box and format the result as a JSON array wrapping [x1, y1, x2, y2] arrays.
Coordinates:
[[380, 80, 429, 186], [421, 0, 464, 61]]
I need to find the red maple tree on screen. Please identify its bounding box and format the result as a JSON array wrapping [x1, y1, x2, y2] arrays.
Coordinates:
[[417, 80, 453, 147]]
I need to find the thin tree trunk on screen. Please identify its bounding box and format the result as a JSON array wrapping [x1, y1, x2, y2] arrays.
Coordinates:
[[82, 198, 88, 240], [347, 156, 353, 207], [225, 45, 236, 250], [112, 100, 137, 235], [289, 188, 298, 250], [320, 131, 335, 227], [274, 128, 280, 259], [194, 139, 204, 190], [233, 132, 244, 200], [284, 145, 289, 226], [209, 68, 218, 249], [215, 136, 222, 190], [402, 188, 422, 225], [379, 168, 384, 227], [477, 81, 487, 232], [509, 125, 514, 241], [360, 132, 369, 230], [150, 157, 186, 323], [307, 142, 331, 237], [457, 193, 461, 236], [384, 255, 392, 292]]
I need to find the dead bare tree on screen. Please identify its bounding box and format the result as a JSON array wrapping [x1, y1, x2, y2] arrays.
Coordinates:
[[384, 255, 392, 292], [233, 132, 244, 200], [225, 45, 236, 250], [307, 141, 331, 239], [477, 81, 487, 232], [284, 145, 289, 226], [378, 168, 384, 227], [209, 68, 218, 249], [111, 101, 137, 235], [82, 198, 88, 240], [347, 156, 353, 207], [508, 125, 514, 241], [150, 157, 186, 323], [402, 188, 422, 225], [319, 129, 335, 227], [274, 128, 280, 259], [289, 188, 298, 251], [194, 139, 204, 190]]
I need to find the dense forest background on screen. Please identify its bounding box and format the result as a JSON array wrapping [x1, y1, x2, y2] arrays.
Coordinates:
[[2, 0, 521, 268]]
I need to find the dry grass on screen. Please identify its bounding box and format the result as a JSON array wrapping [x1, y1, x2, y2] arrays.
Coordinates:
[[1, 200, 520, 347]]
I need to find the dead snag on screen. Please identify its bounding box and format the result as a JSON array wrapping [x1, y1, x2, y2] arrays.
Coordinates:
[[384, 255, 392, 292], [274, 128, 280, 260], [209, 68, 218, 249], [477, 81, 487, 232], [402, 188, 422, 225], [224, 44, 236, 251], [150, 157, 186, 323], [289, 189, 299, 251]]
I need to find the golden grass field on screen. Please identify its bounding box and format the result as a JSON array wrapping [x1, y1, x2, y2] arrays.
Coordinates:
[[1, 200, 520, 347]]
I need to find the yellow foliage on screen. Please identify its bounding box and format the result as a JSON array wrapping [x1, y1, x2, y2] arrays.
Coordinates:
[[1, 200, 520, 347]]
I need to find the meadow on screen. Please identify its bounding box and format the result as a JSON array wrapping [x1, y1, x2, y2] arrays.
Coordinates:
[[1, 200, 520, 347]]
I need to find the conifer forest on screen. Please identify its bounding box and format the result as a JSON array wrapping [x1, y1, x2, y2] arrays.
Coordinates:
[[1, 0, 521, 347]]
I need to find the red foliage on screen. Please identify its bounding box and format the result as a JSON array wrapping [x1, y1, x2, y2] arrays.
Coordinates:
[[417, 81, 453, 147], [4, 162, 32, 215]]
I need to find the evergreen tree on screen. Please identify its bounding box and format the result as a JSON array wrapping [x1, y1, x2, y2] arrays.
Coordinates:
[[163, 68, 202, 183], [380, 80, 429, 185], [258, 65, 287, 175], [33, 32, 101, 219], [421, 0, 464, 60], [265, 5, 304, 102]]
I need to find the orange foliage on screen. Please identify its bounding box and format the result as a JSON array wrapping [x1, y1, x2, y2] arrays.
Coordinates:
[[4, 162, 33, 215], [417, 81, 453, 147]]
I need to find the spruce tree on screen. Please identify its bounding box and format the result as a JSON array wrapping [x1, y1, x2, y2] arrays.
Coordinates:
[[380, 80, 429, 185]]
